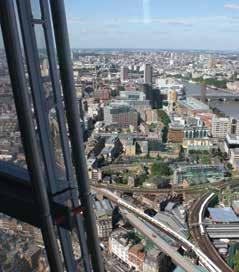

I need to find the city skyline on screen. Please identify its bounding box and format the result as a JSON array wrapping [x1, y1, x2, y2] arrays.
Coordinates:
[[1, 1, 239, 271], [1, 1, 239, 50], [64, 0, 239, 50]]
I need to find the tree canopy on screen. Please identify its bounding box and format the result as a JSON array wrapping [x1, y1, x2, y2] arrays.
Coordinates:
[[157, 110, 171, 127], [151, 162, 173, 177]]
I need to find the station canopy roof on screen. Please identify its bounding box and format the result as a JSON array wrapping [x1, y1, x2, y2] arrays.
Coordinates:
[[208, 207, 239, 223]]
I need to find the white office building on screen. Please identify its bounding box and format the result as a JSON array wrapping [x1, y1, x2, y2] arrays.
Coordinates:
[[109, 229, 132, 264], [211, 115, 231, 139], [156, 78, 184, 96]]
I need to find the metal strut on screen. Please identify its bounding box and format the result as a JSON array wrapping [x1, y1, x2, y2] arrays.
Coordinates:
[[0, 0, 104, 271], [49, 0, 105, 271], [0, 1, 63, 271], [16, 1, 77, 270], [39, 1, 92, 269]]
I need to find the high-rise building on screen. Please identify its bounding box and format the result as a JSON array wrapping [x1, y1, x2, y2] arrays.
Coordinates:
[[144, 64, 152, 85], [143, 109, 158, 124], [94, 88, 110, 101], [120, 66, 128, 82], [231, 118, 239, 136], [168, 89, 177, 104], [201, 83, 206, 103], [104, 103, 139, 129], [141, 84, 163, 109], [208, 55, 215, 69], [211, 115, 231, 139], [168, 124, 184, 143]]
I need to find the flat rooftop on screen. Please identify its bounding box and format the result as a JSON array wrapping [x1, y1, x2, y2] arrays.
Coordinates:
[[208, 207, 239, 223], [179, 97, 210, 111]]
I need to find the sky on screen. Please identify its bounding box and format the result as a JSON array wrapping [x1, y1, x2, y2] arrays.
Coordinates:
[[64, 0, 239, 50], [1, 1, 239, 50]]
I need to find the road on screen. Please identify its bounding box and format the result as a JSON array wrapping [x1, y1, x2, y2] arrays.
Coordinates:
[[189, 193, 233, 272], [124, 211, 199, 272]]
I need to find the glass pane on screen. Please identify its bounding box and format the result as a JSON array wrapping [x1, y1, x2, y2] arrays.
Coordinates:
[[30, 0, 42, 19], [34, 25, 69, 180], [34, 25, 50, 77], [48, 107, 67, 180], [0, 26, 26, 167], [0, 12, 49, 272]]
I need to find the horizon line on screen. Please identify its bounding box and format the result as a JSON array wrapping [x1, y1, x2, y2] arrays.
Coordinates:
[[70, 47, 239, 52]]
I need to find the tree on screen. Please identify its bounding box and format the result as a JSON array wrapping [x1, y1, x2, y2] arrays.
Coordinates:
[[135, 173, 148, 187], [162, 127, 168, 143], [157, 110, 171, 143], [233, 251, 239, 271], [151, 162, 173, 177], [227, 163, 233, 171], [157, 110, 171, 127], [118, 85, 125, 91], [149, 123, 157, 131], [179, 145, 185, 160]]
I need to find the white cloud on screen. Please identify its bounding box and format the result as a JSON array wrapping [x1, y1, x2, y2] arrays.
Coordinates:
[[67, 15, 239, 29], [106, 18, 193, 26], [156, 19, 192, 26], [67, 17, 193, 26], [224, 3, 239, 9]]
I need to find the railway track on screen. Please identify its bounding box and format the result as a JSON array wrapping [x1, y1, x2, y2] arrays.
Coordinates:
[[189, 193, 233, 272]]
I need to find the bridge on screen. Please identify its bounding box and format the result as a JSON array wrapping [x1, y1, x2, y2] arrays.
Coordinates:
[[194, 94, 239, 102], [123, 211, 200, 272], [192, 86, 239, 102], [96, 188, 222, 272]]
